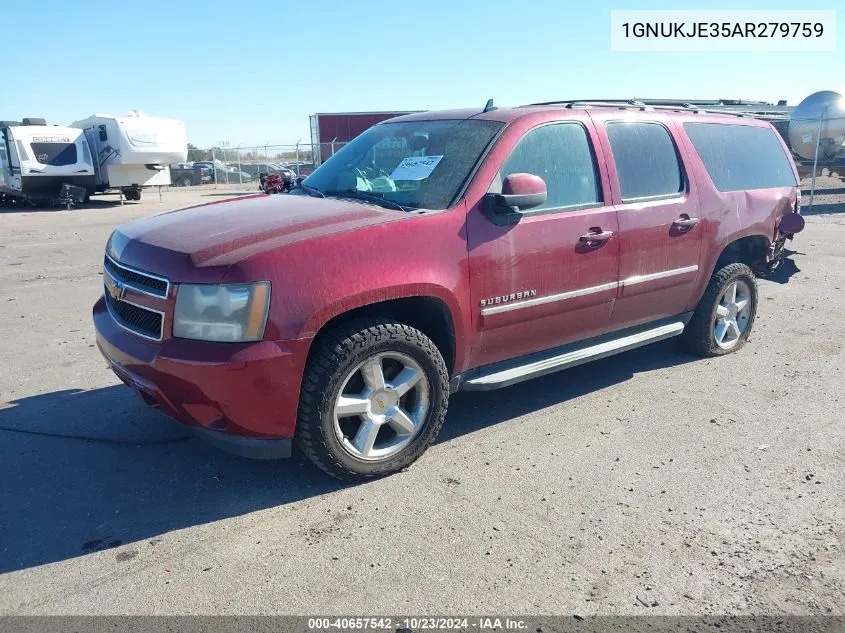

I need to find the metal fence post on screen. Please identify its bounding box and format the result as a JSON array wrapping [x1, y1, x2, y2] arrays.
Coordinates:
[[295, 140, 301, 178], [808, 106, 827, 215], [212, 147, 217, 188], [237, 144, 242, 187]]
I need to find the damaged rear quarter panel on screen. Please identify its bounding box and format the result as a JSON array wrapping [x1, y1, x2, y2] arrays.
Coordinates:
[[673, 117, 799, 307], [689, 185, 796, 308]]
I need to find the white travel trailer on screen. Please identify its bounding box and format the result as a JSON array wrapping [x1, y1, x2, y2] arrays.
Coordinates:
[[0, 118, 95, 204], [71, 111, 187, 200]]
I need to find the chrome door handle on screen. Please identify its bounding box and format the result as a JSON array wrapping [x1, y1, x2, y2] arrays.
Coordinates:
[[579, 230, 614, 247], [673, 216, 699, 230]]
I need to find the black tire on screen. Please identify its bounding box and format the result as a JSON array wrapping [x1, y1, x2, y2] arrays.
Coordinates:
[[296, 318, 449, 480], [682, 262, 758, 357]]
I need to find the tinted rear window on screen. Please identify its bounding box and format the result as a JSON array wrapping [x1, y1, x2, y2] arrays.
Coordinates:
[[684, 123, 797, 192], [606, 122, 684, 201], [30, 142, 77, 166]]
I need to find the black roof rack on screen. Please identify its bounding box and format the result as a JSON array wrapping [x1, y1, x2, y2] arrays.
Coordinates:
[[524, 98, 792, 120]]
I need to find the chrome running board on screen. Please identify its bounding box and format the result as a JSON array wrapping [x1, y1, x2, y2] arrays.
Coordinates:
[[457, 317, 688, 392]]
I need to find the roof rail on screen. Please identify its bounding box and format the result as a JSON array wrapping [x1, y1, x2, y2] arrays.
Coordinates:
[[524, 99, 791, 120], [530, 98, 787, 108]]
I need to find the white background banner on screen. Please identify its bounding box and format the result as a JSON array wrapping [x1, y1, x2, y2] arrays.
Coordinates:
[[610, 10, 837, 52]]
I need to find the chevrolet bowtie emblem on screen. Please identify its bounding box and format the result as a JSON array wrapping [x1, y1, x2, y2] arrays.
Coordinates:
[[104, 274, 126, 301]]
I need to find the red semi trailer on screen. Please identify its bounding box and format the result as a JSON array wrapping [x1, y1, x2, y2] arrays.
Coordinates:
[[309, 111, 421, 165]]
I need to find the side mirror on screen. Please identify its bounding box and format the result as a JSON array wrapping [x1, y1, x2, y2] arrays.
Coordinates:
[[483, 173, 547, 220]]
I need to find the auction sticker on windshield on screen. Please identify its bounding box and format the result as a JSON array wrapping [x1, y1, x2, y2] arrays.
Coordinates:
[[389, 155, 443, 181]]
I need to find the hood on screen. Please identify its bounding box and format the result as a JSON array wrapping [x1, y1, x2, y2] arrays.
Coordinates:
[[110, 193, 410, 279]]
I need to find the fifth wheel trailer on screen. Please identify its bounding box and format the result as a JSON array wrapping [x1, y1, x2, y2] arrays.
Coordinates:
[[71, 111, 187, 200]]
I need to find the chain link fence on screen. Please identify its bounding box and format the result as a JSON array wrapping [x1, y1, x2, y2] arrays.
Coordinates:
[[776, 107, 845, 215], [799, 167, 845, 216], [170, 142, 350, 189], [173, 134, 845, 214]]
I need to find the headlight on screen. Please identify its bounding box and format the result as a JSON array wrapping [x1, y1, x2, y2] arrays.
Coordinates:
[[173, 282, 270, 342]]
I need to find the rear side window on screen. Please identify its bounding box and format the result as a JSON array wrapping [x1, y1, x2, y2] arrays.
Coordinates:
[[684, 123, 797, 192], [493, 123, 601, 211], [606, 122, 684, 201]]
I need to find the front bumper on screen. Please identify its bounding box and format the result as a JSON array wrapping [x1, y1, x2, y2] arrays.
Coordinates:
[[191, 425, 292, 459], [93, 296, 311, 458]]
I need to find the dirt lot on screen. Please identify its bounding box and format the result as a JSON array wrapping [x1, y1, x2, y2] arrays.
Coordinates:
[[0, 181, 843, 616]]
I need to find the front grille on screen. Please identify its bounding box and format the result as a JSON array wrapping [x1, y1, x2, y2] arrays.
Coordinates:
[[104, 292, 164, 340], [103, 255, 169, 298]]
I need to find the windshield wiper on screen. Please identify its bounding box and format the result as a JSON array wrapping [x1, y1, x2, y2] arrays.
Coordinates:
[[291, 183, 325, 198], [323, 189, 409, 212]]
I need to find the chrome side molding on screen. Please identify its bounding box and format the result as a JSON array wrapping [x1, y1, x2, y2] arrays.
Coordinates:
[[480, 266, 698, 316], [620, 265, 699, 287], [481, 282, 617, 316]]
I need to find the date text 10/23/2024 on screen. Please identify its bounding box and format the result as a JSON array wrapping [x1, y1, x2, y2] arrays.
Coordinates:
[[306, 617, 530, 631]]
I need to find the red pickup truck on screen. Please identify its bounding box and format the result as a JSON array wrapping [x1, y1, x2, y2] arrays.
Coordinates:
[[94, 101, 803, 479]]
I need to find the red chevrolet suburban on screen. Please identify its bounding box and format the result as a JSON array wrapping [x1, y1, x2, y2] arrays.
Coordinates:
[[94, 101, 804, 479]]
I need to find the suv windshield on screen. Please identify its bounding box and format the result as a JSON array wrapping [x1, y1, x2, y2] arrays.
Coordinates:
[[301, 119, 503, 210]]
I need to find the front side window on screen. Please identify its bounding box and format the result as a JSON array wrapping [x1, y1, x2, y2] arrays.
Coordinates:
[[491, 123, 602, 212], [606, 122, 684, 201], [683, 122, 797, 192], [30, 142, 78, 166], [303, 119, 503, 210]]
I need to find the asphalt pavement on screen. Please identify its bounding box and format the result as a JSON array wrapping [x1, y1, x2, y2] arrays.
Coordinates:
[[0, 185, 843, 615]]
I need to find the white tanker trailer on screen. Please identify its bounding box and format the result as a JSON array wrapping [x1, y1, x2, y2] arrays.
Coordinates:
[[787, 90, 845, 182]]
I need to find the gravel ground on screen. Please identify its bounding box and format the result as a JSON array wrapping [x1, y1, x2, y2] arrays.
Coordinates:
[[0, 183, 843, 616]]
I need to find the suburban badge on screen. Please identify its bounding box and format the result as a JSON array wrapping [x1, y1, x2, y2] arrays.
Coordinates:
[[480, 290, 537, 307]]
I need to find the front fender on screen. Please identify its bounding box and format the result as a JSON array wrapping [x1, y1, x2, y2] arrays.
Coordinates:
[[301, 283, 467, 369], [223, 205, 473, 370]]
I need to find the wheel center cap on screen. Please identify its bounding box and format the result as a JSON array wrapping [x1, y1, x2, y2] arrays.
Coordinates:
[[370, 390, 398, 414]]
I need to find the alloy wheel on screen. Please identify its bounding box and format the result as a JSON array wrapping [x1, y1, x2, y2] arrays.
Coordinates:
[[713, 280, 752, 349], [332, 352, 430, 461]]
